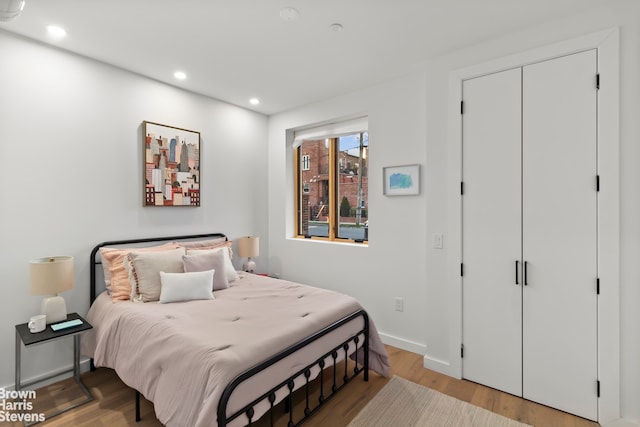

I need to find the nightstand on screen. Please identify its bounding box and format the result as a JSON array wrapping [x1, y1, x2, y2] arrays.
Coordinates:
[[14, 312, 94, 425]]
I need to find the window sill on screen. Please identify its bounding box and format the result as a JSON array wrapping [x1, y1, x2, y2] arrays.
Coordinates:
[[289, 236, 368, 247]]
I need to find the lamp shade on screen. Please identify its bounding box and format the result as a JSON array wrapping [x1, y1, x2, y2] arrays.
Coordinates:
[[237, 236, 259, 258], [29, 256, 74, 296]]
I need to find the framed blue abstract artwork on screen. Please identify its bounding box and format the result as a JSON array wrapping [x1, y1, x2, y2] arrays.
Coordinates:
[[383, 164, 420, 196]]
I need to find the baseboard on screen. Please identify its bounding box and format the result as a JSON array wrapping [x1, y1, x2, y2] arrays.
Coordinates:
[[423, 353, 457, 377], [1, 357, 91, 392], [602, 419, 640, 427], [378, 332, 426, 355]]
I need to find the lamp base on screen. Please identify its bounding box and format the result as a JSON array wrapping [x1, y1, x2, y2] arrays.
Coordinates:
[[41, 295, 67, 323], [242, 260, 256, 273]]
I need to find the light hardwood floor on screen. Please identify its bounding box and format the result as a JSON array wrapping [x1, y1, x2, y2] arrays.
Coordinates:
[[8, 345, 599, 427]]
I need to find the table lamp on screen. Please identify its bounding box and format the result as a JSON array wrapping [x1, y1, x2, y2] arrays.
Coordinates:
[[29, 256, 74, 323], [237, 236, 259, 273]]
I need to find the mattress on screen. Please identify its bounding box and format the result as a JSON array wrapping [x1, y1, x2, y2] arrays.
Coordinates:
[[82, 272, 389, 426]]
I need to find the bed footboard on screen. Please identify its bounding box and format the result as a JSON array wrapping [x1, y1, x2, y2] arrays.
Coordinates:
[[217, 310, 370, 427]]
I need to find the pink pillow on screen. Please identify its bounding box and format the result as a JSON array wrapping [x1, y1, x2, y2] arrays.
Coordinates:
[[183, 250, 229, 290], [127, 248, 186, 302], [99, 243, 180, 302], [175, 237, 227, 249]]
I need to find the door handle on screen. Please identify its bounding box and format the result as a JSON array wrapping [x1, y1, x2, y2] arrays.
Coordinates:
[[524, 261, 528, 286], [515, 260, 519, 285]]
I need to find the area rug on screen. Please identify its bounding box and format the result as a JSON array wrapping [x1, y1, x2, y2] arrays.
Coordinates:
[[348, 376, 531, 427]]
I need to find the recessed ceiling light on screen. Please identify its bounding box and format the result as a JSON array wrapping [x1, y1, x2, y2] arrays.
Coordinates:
[[0, 0, 26, 22], [279, 7, 299, 21], [174, 71, 187, 80], [329, 23, 343, 33], [46, 25, 67, 39], [249, 98, 260, 105]]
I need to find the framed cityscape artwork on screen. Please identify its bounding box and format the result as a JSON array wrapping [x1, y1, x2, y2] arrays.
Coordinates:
[[143, 121, 201, 207]]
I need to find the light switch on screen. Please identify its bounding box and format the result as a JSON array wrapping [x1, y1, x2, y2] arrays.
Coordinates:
[[433, 233, 443, 249]]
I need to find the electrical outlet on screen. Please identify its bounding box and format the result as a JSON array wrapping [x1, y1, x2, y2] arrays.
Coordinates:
[[394, 297, 404, 312]]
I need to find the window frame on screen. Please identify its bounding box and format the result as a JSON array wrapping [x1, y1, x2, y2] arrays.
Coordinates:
[[294, 135, 368, 244]]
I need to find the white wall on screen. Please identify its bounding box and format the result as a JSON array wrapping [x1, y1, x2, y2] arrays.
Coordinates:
[[268, 74, 429, 354], [0, 32, 268, 388], [268, 2, 640, 424]]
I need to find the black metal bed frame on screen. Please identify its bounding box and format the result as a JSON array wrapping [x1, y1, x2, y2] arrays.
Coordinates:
[[89, 233, 370, 427]]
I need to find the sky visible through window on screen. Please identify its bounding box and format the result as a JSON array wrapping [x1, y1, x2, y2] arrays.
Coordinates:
[[340, 132, 368, 155]]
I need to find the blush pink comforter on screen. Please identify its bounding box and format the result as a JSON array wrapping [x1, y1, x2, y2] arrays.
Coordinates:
[[82, 273, 389, 427]]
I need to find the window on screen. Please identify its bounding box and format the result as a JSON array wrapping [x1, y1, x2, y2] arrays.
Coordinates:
[[301, 155, 310, 171], [294, 117, 368, 243]]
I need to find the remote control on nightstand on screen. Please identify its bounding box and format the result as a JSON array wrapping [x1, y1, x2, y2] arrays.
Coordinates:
[[51, 318, 83, 331]]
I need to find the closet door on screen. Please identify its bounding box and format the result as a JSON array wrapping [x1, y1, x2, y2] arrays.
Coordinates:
[[461, 68, 522, 396], [522, 50, 598, 420]]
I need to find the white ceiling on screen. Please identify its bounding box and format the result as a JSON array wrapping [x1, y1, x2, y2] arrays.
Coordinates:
[[0, 0, 609, 115]]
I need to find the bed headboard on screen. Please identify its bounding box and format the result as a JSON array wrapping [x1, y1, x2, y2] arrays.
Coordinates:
[[89, 233, 227, 305]]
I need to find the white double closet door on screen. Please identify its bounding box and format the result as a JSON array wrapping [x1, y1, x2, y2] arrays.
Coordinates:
[[462, 49, 598, 420]]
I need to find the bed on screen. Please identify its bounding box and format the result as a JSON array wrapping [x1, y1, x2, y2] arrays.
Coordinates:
[[82, 233, 389, 427]]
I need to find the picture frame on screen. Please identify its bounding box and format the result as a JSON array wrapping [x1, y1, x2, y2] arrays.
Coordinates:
[[143, 121, 201, 207], [383, 164, 420, 196]]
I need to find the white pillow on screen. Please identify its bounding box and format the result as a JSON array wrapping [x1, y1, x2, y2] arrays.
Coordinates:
[[186, 246, 239, 282], [127, 247, 186, 302], [159, 270, 215, 303]]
